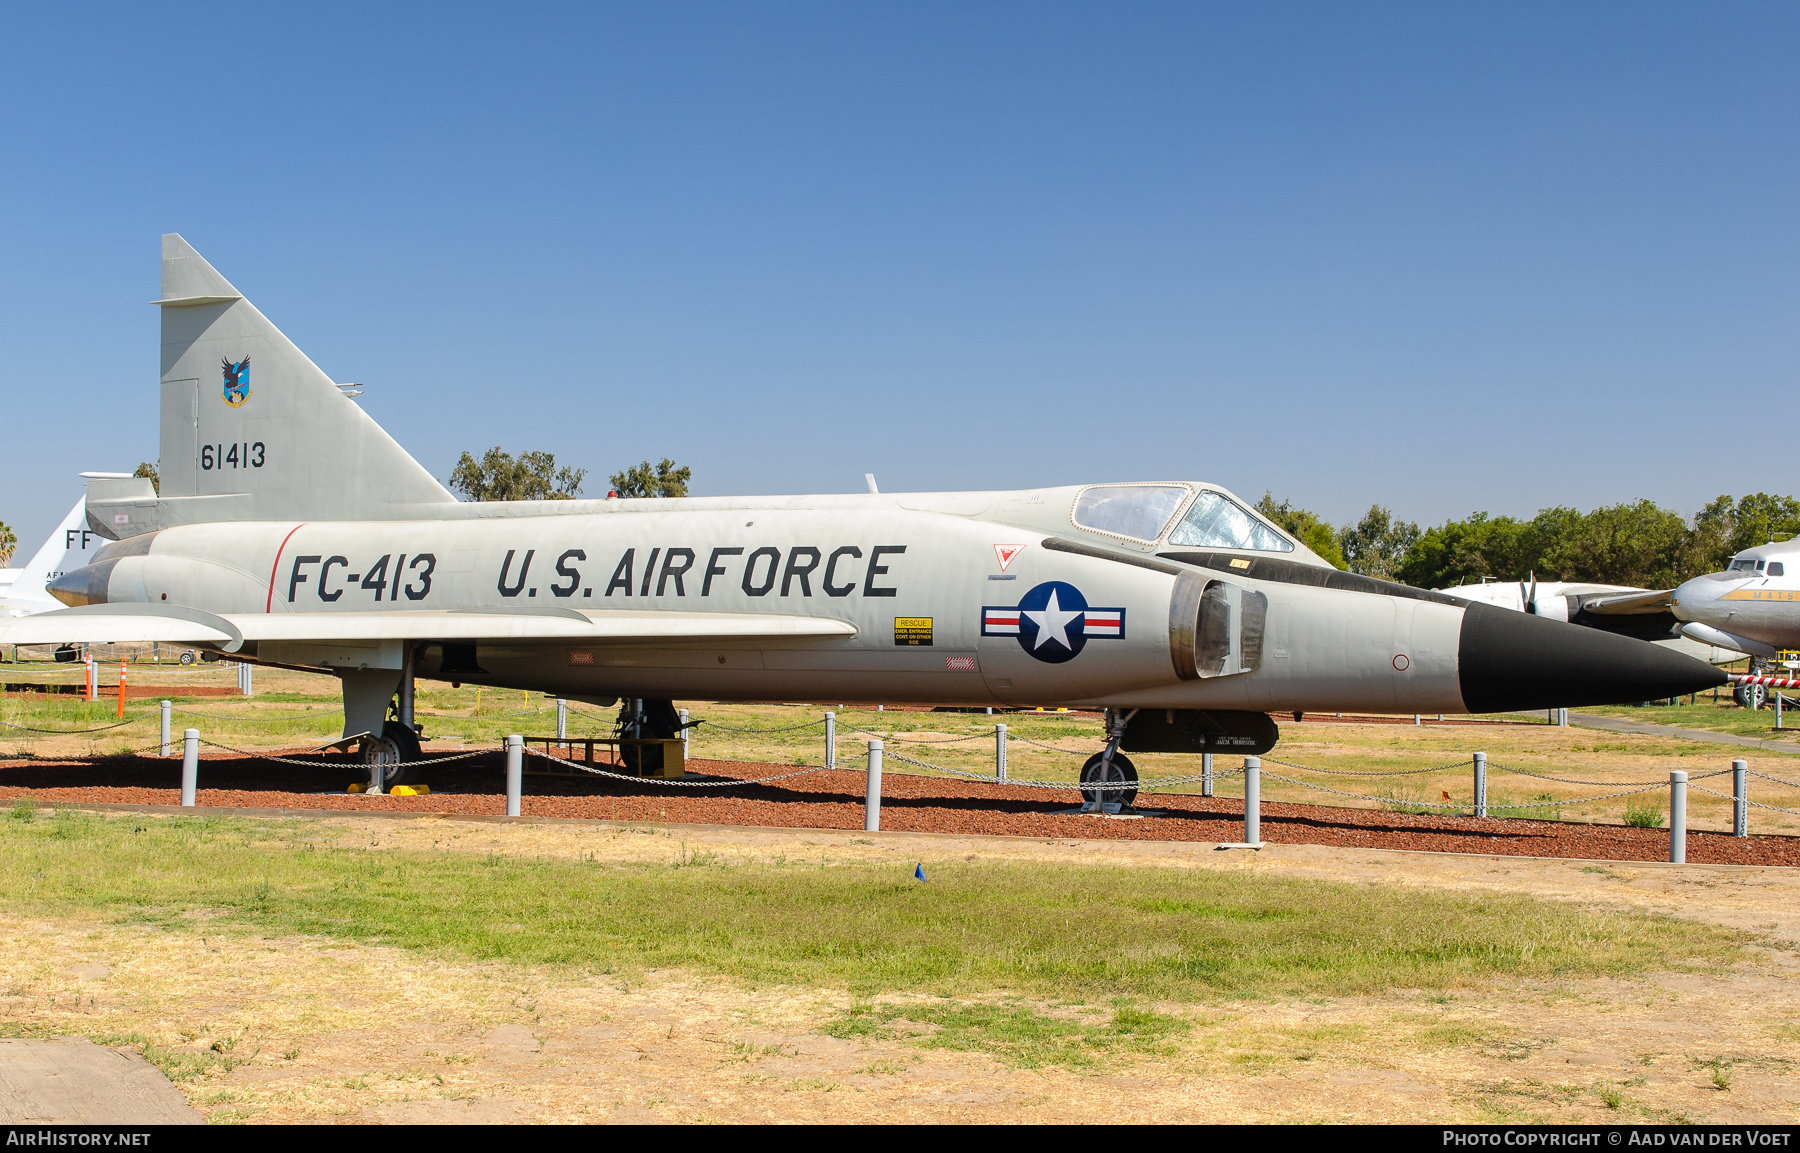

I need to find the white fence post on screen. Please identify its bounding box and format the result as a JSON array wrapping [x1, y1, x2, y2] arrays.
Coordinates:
[[1244, 756, 1261, 844], [180, 729, 199, 807], [556, 698, 567, 741], [825, 711, 836, 769], [1202, 751, 1213, 798], [995, 723, 1007, 783], [1559, 707, 1569, 727], [865, 739, 883, 832], [1669, 771, 1687, 864], [678, 708, 690, 760], [1473, 751, 1487, 818], [1733, 759, 1748, 839], [160, 700, 172, 758], [506, 734, 523, 817]]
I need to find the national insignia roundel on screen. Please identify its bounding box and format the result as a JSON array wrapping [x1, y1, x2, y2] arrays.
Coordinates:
[[980, 581, 1127, 664]]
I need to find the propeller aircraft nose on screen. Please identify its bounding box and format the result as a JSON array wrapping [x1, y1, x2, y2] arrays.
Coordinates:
[[1670, 574, 1721, 621]]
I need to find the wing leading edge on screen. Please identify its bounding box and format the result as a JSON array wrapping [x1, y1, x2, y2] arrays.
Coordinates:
[[1578, 590, 1675, 615]]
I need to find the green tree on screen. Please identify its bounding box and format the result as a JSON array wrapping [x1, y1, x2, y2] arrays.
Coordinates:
[[1254, 493, 1346, 569], [133, 461, 159, 495], [0, 522, 15, 567], [609, 458, 692, 499], [1394, 513, 1536, 589], [449, 447, 587, 501], [1337, 505, 1419, 580], [1533, 500, 1691, 588], [1690, 493, 1800, 572]]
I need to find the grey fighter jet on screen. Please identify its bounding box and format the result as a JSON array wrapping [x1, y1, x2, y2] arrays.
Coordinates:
[[0, 237, 1727, 786]]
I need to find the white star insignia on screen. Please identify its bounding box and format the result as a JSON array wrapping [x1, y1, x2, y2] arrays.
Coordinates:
[[1024, 588, 1083, 651]]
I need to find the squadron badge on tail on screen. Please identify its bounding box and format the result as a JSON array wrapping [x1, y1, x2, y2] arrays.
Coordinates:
[[221, 356, 251, 408]]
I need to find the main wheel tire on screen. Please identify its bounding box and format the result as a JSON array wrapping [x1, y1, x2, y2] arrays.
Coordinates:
[[178, 650, 196, 666], [1079, 752, 1139, 808], [1735, 682, 1768, 711], [360, 721, 423, 787]]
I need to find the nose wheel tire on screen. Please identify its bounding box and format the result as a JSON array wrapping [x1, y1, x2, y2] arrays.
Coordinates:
[[359, 721, 423, 787], [1079, 752, 1139, 808], [1735, 682, 1768, 711]]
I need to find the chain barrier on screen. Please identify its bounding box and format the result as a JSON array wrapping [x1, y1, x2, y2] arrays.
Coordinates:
[[1263, 756, 1472, 778], [1259, 770, 1666, 812], [1483, 760, 1734, 787], [883, 749, 1239, 791], [839, 724, 989, 744], [0, 716, 149, 734], [699, 718, 828, 734], [1691, 783, 1800, 817], [98, 739, 184, 759], [1006, 735, 1093, 756], [1749, 770, 1800, 790], [197, 738, 491, 769], [522, 746, 834, 787], [10, 738, 186, 761]]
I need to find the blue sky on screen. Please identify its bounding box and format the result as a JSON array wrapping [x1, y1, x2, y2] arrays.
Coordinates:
[[2, 3, 1795, 553]]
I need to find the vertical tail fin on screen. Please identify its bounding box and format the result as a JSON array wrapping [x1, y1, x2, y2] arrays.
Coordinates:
[[0, 498, 99, 617], [92, 235, 454, 537]]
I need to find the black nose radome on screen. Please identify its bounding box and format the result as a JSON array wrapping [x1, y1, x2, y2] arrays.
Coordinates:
[[1458, 602, 1728, 713]]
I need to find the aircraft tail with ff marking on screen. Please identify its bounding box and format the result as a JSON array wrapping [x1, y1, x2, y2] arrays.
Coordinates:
[[85, 235, 455, 540]]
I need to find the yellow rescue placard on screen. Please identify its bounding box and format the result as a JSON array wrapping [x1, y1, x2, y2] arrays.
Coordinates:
[[894, 617, 934, 646]]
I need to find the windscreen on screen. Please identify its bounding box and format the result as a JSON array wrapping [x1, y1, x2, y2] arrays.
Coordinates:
[[1166, 491, 1294, 552], [1071, 485, 1190, 542]]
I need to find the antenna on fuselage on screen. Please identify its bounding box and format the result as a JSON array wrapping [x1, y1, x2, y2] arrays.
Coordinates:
[[864, 474, 880, 494]]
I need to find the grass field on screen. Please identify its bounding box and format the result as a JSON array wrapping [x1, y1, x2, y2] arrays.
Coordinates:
[[1, 806, 1749, 1003], [0, 806, 1793, 1123]]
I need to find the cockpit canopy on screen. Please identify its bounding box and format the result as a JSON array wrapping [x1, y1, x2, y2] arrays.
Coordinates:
[[1070, 484, 1295, 553], [1722, 539, 1799, 578]]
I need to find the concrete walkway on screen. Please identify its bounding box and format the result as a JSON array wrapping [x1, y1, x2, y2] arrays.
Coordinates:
[[0, 1038, 202, 1124], [1563, 710, 1800, 756]]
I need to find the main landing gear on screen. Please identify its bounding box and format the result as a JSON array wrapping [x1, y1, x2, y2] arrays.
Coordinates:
[[360, 720, 423, 787], [343, 646, 426, 792]]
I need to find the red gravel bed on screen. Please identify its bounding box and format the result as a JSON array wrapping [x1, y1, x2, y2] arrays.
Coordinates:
[[0, 751, 1794, 867]]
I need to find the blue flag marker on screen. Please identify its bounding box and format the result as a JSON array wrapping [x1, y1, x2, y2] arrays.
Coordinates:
[[914, 863, 927, 882]]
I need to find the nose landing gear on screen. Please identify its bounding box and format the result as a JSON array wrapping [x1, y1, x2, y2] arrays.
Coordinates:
[[1736, 658, 1771, 710], [1079, 709, 1140, 811]]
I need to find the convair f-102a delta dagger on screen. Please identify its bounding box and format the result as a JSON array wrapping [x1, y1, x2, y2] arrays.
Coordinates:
[[0, 236, 1728, 790]]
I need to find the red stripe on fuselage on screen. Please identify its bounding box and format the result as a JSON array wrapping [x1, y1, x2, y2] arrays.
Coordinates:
[[265, 524, 308, 613]]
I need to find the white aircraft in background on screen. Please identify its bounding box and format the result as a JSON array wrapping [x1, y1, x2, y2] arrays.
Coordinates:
[[0, 496, 106, 619], [1571, 539, 1800, 708], [1437, 577, 1740, 666], [1447, 541, 1800, 708]]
